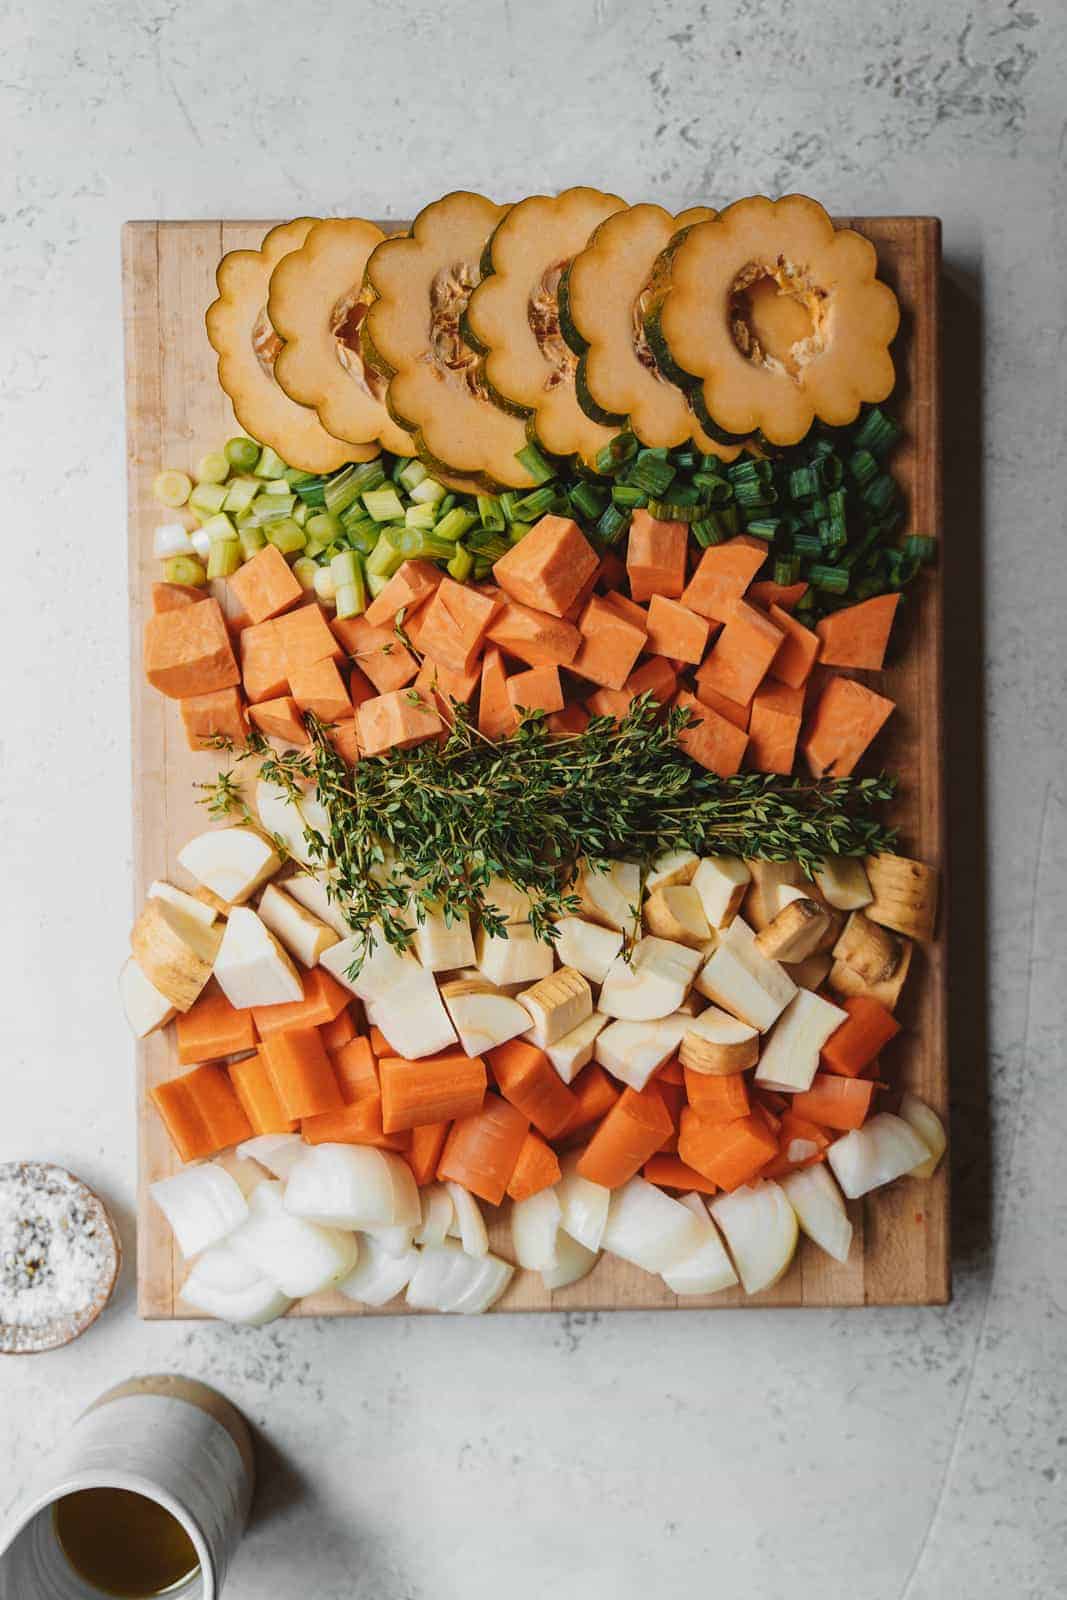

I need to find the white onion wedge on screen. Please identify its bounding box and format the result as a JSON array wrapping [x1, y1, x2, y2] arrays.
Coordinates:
[[541, 1232, 599, 1291], [709, 1181, 799, 1295], [445, 1182, 489, 1257], [236, 1133, 306, 1180], [899, 1092, 947, 1178], [450, 1253, 513, 1315], [153, 522, 193, 559], [556, 1150, 611, 1252], [337, 1238, 418, 1308], [413, 1183, 453, 1247], [510, 1188, 562, 1271], [361, 1223, 416, 1257], [827, 1112, 932, 1199], [602, 1178, 704, 1274], [780, 1164, 853, 1263], [150, 1163, 248, 1259], [661, 1194, 739, 1295], [213, 1149, 270, 1199], [229, 1180, 356, 1297], [405, 1242, 512, 1313], [284, 1144, 419, 1230], [180, 1243, 293, 1325]]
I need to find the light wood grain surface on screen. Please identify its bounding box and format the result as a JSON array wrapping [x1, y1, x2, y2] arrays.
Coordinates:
[[123, 216, 946, 1318]]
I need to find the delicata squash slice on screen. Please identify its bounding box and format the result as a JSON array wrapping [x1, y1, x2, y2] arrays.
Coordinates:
[[650, 194, 901, 448], [267, 217, 415, 458], [464, 187, 628, 469], [206, 220, 373, 473], [362, 191, 534, 491], [561, 203, 745, 463]]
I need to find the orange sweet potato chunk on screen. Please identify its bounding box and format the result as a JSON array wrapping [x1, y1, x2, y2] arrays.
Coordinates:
[[815, 594, 900, 670], [768, 603, 821, 689], [273, 602, 343, 673], [180, 687, 248, 751], [415, 655, 481, 723], [331, 615, 418, 694], [416, 578, 499, 676], [673, 689, 748, 776], [571, 594, 647, 690], [802, 676, 895, 778], [748, 580, 808, 613], [363, 560, 443, 628], [644, 594, 711, 665], [585, 686, 633, 723], [693, 674, 751, 729], [507, 664, 565, 716], [144, 598, 240, 700], [248, 695, 309, 746], [487, 601, 582, 667], [328, 719, 361, 765], [697, 599, 783, 706], [626, 511, 689, 602], [626, 656, 679, 704], [747, 680, 805, 774], [356, 687, 444, 757], [681, 536, 767, 623], [288, 657, 352, 722], [492, 515, 599, 617], [547, 703, 590, 735], [239, 619, 289, 703], [478, 646, 518, 740], [152, 581, 202, 614], [228, 543, 303, 624]]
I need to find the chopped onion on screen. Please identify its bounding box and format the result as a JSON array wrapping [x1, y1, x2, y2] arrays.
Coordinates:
[[556, 1149, 611, 1252], [284, 1144, 418, 1230], [511, 1188, 562, 1271], [413, 1183, 453, 1247], [602, 1178, 704, 1274], [450, 1252, 513, 1315], [780, 1164, 853, 1263], [190, 525, 212, 561], [213, 1149, 270, 1198], [827, 1112, 931, 1199], [180, 1243, 293, 1325], [405, 1242, 513, 1313], [150, 1163, 248, 1259], [661, 1193, 739, 1296], [898, 1091, 946, 1178], [361, 1222, 416, 1257], [444, 1182, 489, 1257], [541, 1232, 598, 1291], [153, 522, 193, 559], [337, 1237, 418, 1308], [229, 1180, 357, 1297], [236, 1133, 306, 1181], [406, 1243, 461, 1310], [709, 1180, 798, 1295]]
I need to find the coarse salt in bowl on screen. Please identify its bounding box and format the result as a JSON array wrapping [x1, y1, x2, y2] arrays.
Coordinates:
[[0, 1162, 121, 1355]]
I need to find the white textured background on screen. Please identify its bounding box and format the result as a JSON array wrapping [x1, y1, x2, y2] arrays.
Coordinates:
[[2, 1, 1066, 1596]]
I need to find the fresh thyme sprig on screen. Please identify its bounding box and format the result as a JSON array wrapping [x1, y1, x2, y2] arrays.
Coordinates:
[[244, 697, 896, 975]]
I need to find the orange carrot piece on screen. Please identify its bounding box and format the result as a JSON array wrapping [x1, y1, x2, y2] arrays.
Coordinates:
[[644, 595, 711, 664], [478, 646, 518, 739], [183, 1063, 253, 1152], [331, 614, 418, 694], [820, 996, 901, 1077], [488, 1039, 579, 1139], [367, 1025, 390, 1058], [625, 656, 678, 704], [692, 674, 750, 730], [437, 1095, 530, 1204], [248, 695, 309, 746], [681, 536, 767, 623], [571, 594, 647, 690], [229, 1051, 298, 1136], [273, 603, 343, 674], [747, 580, 808, 613], [144, 598, 240, 701], [407, 1120, 451, 1186], [546, 703, 590, 736], [486, 601, 582, 668], [792, 1072, 875, 1130], [416, 577, 499, 675], [506, 1130, 562, 1201], [815, 593, 900, 670], [677, 1107, 778, 1191], [330, 1036, 380, 1104], [760, 1112, 832, 1179], [363, 559, 443, 629], [379, 1050, 487, 1134], [260, 1027, 342, 1120], [697, 598, 783, 706], [802, 676, 895, 778], [357, 687, 444, 756], [657, 1078, 685, 1153], [152, 581, 201, 614], [673, 689, 748, 776], [626, 510, 688, 601], [179, 687, 248, 751], [576, 1083, 674, 1188], [493, 514, 599, 618], [252, 969, 350, 1036], [746, 679, 805, 774], [302, 1094, 409, 1151], [768, 603, 821, 688], [176, 982, 257, 1064], [656, 1056, 685, 1086], [228, 543, 302, 624], [683, 1067, 750, 1124], [239, 618, 289, 703], [642, 1153, 718, 1195], [150, 1076, 214, 1163], [507, 663, 565, 716], [320, 1006, 358, 1053], [288, 657, 352, 722], [555, 1063, 622, 1146]]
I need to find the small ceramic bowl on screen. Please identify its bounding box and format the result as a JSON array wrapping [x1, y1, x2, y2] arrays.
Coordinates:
[[0, 1162, 121, 1356]]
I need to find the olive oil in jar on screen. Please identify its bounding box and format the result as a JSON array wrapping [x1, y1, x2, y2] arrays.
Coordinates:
[[53, 1487, 199, 1597]]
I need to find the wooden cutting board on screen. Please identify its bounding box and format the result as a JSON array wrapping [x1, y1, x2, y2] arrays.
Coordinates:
[[123, 217, 946, 1317]]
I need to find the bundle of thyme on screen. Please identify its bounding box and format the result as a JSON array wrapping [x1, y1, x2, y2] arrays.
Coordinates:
[[208, 699, 896, 974]]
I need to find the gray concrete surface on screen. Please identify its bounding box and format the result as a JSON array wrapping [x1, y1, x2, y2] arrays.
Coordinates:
[[1, 1, 1065, 1595]]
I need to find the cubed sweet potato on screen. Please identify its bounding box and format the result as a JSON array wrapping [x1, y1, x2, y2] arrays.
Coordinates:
[[273, 602, 343, 673], [248, 695, 309, 746], [363, 560, 444, 629], [288, 657, 352, 722], [239, 618, 289, 703], [416, 578, 499, 676], [506, 664, 564, 716], [571, 594, 647, 690], [673, 689, 748, 777], [143, 598, 240, 700], [356, 688, 445, 756], [331, 615, 418, 694], [644, 594, 711, 664], [180, 687, 248, 751], [696, 599, 783, 705], [477, 646, 518, 740], [626, 511, 688, 602], [228, 543, 303, 624], [492, 515, 599, 617], [681, 536, 767, 623], [487, 601, 582, 668]]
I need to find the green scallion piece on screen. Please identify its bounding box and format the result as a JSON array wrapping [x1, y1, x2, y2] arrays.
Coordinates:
[[307, 511, 343, 545], [848, 448, 879, 489], [788, 466, 819, 502], [437, 493, 457, 517], [625, 455, 675, 497], [647, 499, 701, 523], [611, 483, 648, 509], [596, 504, 631, 546], [569, 481, 608, 520], [195, 451, 229, 485], [512, 486, 556, 521], [745, 518, 781, 542], [499, 491, 523, 524], [344, 520, 379, 557], [222, 477, 260, 515], [225, 437, 261, 473], [405, 502, 437, 532], [448, 544, 474, 583], [434, 508, 477, 543], [291, 475, 328, 507], [904, 534, 937, 565], [691, 516, 726, 549], [365, 530, 405, 579], [817, 453, 844, 491], [695, 475, 733, 506], [335, 560, 367, 618], [254, 445, 288, 478], [188, 481, 229, 517], [593, 432, 638, 476], [793, 531, 823, 558], [410, 476, 447, 506], [330, 549, 360, 589], [774, 555, 801, 586], [506, 522, 531, 546], [239, 525, 267, 560], [514, 441, 556, 485], [163, 555, 207, 586], [718, 504, 741, 535], [362, 486, 406, 523], [808, 563, 850, 595], [861, 474, 898, 517], [395, 529, 456, 562], [265, 518, 306, 556], [671, 449, 699, 471], [292, 556, 319, 591], [249, 493, 297, 525], [477, 494, 506, 532], [853, 406, 902, 458], [201, 512, 237, 543]]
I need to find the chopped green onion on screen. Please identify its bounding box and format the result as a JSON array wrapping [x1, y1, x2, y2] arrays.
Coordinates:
[[313, 566, 337, 603], [792, 531, 823, 558], [569, 481, 609, 520], [362, 486, 406, 522], [366, 572, 391, 599], [745, 518, 781, 542], [671, 449, 699, 471], [201, 512, 237, 543], [593, 432, 638, 476], [307, 511, 343, 545], [690, 516, 726, 549], [694, 474, 733, 505], [153, 469, 193, 508], [788, 466, 819, 502], [499, 491, 523, 523], [395, 529, 456, 562], [284, 468, 316, 487], [718, 504, 741, 535], [410, 477, 447, 506], [506, 522, 531, 546], [249, 493, 297, 525], [254, 445, 288, 479], [344, 520, 379, 556], [511, 486, 556, 521], [397, 459, 428, 493], [774, 555, 801, 586], [189, 481, 229, 517], [437, 493, 457, 517], [365, 529, 405, 579], [808, 563, 850, 595], [647, 499, 701, 522], [223, 477, 260, 515], [853, 406, 901, 458], [848, 448, 879, 488], [163, 555, 207, 586], [291, 475, 328, 508], [861, 474, 898, 517], [448, 544, 474, 582], [331, 550, 361, 589], [239, 526, 267, 560], [434, 507, 477, 543], [904, 534, 937, 565], [611, 484, 648, 509], [817, 453, 844, 491], [262, 477, 291, 496], [405, 502, 438, 531], [195, 451, 229, 485], [292, 503, 309, 528], [624, 455, 675, 497], [224, 437, 260, 472], [885, 549, 920, 588], [265, 518, 306, 556], [335, 570, 367, 618], [477, 494, 506, 532], [292, 556, 319, 591], [596, 504, 631, 546], [515, 441, 556, 485]]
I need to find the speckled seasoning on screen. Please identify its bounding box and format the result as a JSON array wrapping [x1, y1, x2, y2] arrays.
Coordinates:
[[0, 1163, 120, 1354]]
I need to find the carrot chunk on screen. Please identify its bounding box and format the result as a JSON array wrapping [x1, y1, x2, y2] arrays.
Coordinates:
[[746, 679, 805, 774], [681, 536, 767, 623], [253, 968, 350, 1036], [330, 1036, 380, 1104], [180, 687, 248, 751], [229, 1051, 297, 1136], [331, 615, 418, 694], [248, 695, 309, 746], [759, 1111, 833, 1179], [407, 1120, 451, 1186], [488, 1039, 579, 1139], [288, 657, 352, 722], [302, 1095, 408, 1150], [319, 1006, 358, 1053], [677, 1107, 778, 1191], [792, 1072, 875, 1130], [802, 676, 895, 777], [176, 982, 257, 1064], [487, 601, 582, 668], [379, 1050, 487, 1133], [356, 687, 444, 756], [820, 995, 901, 1077], [555, 1063, 622, 1146], [697, 598, 783, 706], [642, 1153, 718, 1195], [506, 1130, 562, 1201], [227, 544, 302, 624], [768, 603, 821, 689], [683, 1068, 750, 1124], [576, 1083, 674, 1188], [673, 689, 748, 776], [644, 594, 711, 664], [239, 619, 289, 703], [477, 646, 518, 739], [260, 1026, 342, 1120], [626, 510, 689, 602], [492, 514, 599, 618], [815, 594, 900, 671], [437, 1095, 530, 1205], [571, 594, 647, 690], [144, 598, 240, 700], [363, 559, 443, 629], [416, 577, 499, 675], [152, 1064, 252, 1162], [506, 664, 565, 717], [150, 1077, 213, 1163], [368, 1025, 391, 1057]]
